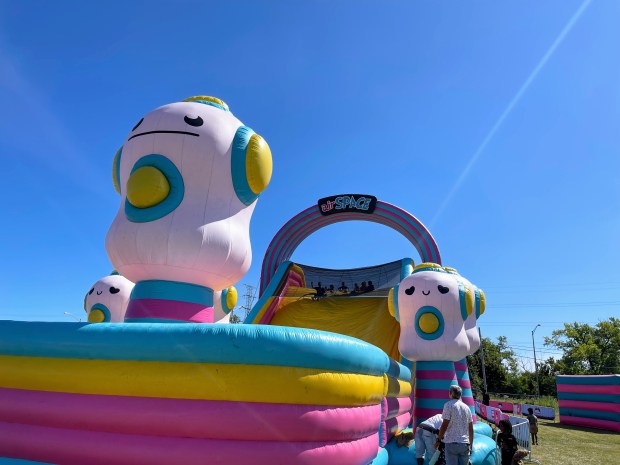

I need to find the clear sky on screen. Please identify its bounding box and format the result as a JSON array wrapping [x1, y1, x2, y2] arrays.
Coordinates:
[[1, 0, 618, 368]]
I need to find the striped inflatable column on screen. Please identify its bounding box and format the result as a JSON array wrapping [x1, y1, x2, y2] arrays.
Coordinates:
[[557, 374, 620, 432], [379, 360, 413, 446], [413, 361, 458, 426], [454, 358, 477, 423], [124, 280, 215, 323]]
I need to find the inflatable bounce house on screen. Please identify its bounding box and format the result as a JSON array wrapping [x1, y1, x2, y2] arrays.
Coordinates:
[[0, 96, 496, 464], [557, 375, 620, 432]]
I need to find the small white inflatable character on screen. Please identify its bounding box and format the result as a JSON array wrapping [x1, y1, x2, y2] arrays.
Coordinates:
[[84, 272, 134, 323], [388, 263, 475, 361], [105, 96, 271, 322]]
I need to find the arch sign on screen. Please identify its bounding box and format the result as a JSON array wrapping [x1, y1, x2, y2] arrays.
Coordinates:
[[259, 195, 441, 295], [318, 194, 378, 216]]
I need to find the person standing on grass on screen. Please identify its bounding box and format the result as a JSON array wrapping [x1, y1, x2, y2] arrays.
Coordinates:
[[435, 385, 474, 465], [526, 408, 539, 445]]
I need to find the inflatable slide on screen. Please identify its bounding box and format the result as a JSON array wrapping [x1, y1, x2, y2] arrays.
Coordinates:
[[0, 97, 494, 464]]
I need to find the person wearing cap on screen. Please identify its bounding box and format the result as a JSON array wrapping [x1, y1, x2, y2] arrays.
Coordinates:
[[434, 385, 474, 465]]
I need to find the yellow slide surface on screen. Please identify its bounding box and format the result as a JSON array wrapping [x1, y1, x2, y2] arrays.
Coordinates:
[[270, 294, 401, 360]]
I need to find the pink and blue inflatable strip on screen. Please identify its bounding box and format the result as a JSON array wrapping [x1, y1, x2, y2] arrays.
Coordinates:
[[559, 408, 619, 422], [557, 384, 619, 394], [0, 421, 381, 465], [557, 374, 619, 432], [559, 415, 620, 433], [0, 388, 382, 442], [557, 374, 620, 385], [125, 298, 214, 322], [414, 361, 458, 425], [558, 399, 620, 413], [384, 396, 413, 420]]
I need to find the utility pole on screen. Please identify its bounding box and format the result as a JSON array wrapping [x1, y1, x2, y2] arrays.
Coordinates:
[[478, 327, 488, 396], [532, 324, 541, 398]]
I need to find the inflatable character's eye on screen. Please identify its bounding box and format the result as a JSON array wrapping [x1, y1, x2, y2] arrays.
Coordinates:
[[438, 285, 449, 294], [405, 286, 415, 295], [132, 118, 144, 131], [109, 287, 120, 294], [184, 115, 204, 127], [88, 288, 94, 295]]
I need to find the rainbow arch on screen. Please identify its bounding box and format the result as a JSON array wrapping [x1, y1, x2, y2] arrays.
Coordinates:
[[259, 198, 441, 294]]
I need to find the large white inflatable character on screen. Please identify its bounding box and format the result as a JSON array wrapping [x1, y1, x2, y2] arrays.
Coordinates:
[[84, 272, 134, 322], [389, 262, 474, 361], [105, 96, 271, 322], [388, 262, 486, 425]]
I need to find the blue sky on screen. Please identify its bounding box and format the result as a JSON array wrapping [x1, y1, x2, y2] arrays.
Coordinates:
[[1, 0, 618, 367]]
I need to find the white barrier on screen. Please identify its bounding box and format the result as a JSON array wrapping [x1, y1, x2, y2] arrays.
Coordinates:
[[514, 403, 555, 421]]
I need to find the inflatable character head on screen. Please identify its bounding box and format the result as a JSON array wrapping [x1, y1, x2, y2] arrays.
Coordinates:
[[388, 263, 482, 361], [84, 272, 134, 322], [105, 96, 272, 292]]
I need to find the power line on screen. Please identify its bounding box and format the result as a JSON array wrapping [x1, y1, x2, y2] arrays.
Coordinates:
[[484, 281, 620, 291], [511, 347, 563, 355], [491, 301, 620, 308]]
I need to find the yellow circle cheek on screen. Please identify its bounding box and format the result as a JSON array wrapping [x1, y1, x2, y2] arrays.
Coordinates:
[[126, 166, 170, 208]]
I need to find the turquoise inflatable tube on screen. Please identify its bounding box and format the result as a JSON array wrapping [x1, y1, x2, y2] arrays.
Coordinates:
[[0, 460, 53, 465], [0, 321, 390, 375], [384, 432, 495, 465], [370, 447, 389, 465], [473, 422, 493, 438]]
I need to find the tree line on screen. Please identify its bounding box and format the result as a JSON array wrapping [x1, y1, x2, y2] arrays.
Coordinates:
[[466, 317, 619, 398]]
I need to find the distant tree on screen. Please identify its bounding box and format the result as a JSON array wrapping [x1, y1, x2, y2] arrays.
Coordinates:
[[229, 312, 242, 324], [537, 357, 560, 396], [467, 336, 520, 396], [544, 317, 619, 375]]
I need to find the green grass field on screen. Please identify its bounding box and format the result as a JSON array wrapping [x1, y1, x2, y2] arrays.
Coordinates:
[[486, 396, 619, 464], [529, 419, 620, 465]]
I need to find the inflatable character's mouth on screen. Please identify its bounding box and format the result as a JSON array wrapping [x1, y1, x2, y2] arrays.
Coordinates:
[[128, 130, 199, 141]]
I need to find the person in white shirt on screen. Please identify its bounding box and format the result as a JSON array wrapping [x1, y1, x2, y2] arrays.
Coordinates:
[[434, 385, 474, 465], [415, 413, 443, 465]]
